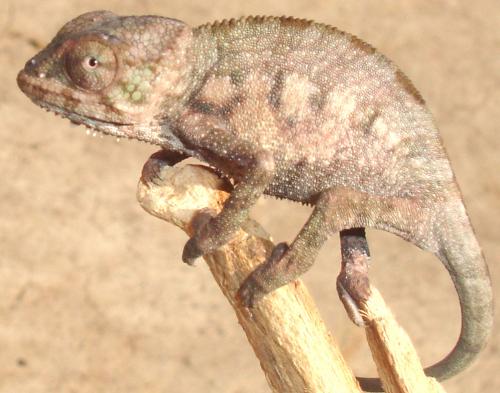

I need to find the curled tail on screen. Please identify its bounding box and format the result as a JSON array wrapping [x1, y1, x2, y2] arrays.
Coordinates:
[[424, 197, 493, 379], [357, 194, 493, 392]]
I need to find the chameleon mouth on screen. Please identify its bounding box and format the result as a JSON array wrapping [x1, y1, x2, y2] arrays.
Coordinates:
[[30, 97, 188, 149], [17, 68, 136, 141]]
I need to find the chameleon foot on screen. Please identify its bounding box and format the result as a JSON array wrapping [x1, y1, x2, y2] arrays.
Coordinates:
[[337, 228, 371, 326], [182, 209, 217, 265], [141, 149, 189, 186], [237, 242, 289, 307], [336, 277, 366, 327]]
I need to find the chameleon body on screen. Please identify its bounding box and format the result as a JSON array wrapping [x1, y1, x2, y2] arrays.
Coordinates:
[[17, 11, 493, 391]]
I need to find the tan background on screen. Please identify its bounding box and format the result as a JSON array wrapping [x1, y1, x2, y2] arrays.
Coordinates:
[[1, 1, 498, 392]]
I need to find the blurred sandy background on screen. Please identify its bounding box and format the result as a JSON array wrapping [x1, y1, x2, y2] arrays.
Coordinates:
[[1, 1, 499, 392]]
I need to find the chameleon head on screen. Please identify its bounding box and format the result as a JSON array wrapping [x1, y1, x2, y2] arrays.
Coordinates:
[[17, 11, 194, 144]]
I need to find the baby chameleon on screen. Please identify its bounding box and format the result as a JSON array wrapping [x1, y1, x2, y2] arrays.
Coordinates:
[[17, 11, 493, 392]]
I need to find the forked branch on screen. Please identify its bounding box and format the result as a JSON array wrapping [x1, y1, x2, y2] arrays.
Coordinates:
[[136, 155, 446, 393]]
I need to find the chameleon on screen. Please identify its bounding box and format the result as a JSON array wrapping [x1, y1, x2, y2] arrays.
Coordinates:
[[17, 11, 493, 392]]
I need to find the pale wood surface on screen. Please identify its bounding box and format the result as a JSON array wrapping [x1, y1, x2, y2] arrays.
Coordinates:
[[362, 288, 447, 393]]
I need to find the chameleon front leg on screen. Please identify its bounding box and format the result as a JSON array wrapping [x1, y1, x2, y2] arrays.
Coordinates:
[[182, 150, 275, 265]]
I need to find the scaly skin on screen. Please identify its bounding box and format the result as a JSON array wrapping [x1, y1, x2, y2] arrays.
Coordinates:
[[17, 11, 493, 392]]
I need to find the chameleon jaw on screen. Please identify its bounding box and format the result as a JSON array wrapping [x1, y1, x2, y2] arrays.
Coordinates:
[[35, 99, 133, 139], [33, 99, 192, 152]]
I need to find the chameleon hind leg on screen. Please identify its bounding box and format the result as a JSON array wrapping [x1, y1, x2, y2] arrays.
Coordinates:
[[337, 228, 372, 327], [238, 187, 368, 307]]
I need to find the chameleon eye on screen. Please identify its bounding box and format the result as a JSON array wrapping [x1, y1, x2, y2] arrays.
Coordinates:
[[65, 40, 116, 91], [86, 56, 99, 68]]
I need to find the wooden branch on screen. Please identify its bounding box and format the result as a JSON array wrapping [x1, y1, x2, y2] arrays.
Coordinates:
[[136, 158, 362, 393], [361, 288, 447, 393], [136, 155, 447, 393]]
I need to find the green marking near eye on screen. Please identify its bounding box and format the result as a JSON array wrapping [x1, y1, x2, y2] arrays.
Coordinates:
[[138, 80, 150, 91], [131, 91, 142, 101], [132, 74, 142, 84], [105, 66, 154, 104]]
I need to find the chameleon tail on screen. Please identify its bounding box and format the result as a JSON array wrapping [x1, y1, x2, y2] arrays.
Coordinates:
[[357, 197, 493, 392], [423, 198, 493, 379]]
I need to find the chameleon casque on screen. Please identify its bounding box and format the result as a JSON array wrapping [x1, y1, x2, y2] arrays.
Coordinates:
[[17, 11, 493, 392]]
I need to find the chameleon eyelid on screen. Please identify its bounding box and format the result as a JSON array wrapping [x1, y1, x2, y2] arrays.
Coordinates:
[[63, 38, 118, 92]]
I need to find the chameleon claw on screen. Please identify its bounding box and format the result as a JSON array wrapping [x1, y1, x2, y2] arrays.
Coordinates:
[[237, 276, 266, 308], [336, 278, 365, 327], [141, 156, 168, 187], [269, 242, 289, 263], [181, 237, 203, 265], [182, 210, 218, 265], [237, 242, 290, 308]]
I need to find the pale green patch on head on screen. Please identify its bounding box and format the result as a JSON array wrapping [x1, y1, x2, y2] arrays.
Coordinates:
[[110, 66, 156, 104], [131, 91, 142, 101], [106, 66, 154, 104]]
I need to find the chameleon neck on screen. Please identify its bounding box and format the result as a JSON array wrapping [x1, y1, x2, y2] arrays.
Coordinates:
[[159, 26, 219, 127]]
